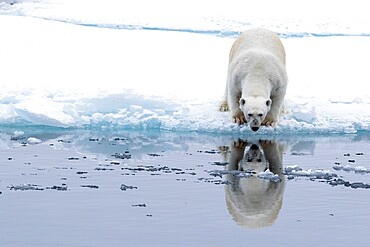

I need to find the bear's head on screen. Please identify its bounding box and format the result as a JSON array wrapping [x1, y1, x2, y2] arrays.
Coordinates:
[[239, 97, 271, 131]]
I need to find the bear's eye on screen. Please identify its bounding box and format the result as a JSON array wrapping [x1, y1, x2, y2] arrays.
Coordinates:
[[248, 113, 253, 117], [258, 113, 263, 117], [240, 98, 246, 105]]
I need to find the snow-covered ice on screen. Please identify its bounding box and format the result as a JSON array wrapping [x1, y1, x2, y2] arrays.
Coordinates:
[[3, 2, 370, 246], [1, 0, 370, 134]]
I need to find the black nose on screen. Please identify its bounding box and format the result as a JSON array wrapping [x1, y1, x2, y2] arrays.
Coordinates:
[[250, 144, 259, 150], [251, 127, 259, 132]]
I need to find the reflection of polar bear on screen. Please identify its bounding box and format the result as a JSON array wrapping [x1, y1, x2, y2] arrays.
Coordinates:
[[220, 140, 286, 228], [220, 28, 288, 131]]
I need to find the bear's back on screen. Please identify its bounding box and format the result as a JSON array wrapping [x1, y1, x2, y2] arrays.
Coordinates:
[[229, 28, 286, 65]]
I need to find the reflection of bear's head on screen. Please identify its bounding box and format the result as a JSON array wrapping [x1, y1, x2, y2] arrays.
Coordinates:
[[239, 97, 272, 131], [241, 143, 267, 172], [222, 140, 285, 228]]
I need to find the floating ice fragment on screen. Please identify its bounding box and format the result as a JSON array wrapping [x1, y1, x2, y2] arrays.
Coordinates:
[[284, 166, 336, 179], [332, 164, 369, 174], [333, 165, 342, 171], [10, 184, 40, 191], [258, 169, 281, 182], [284, 165, 302, 173], [27, 137, 42, 144], [343, 165, 353, 171], [354, 166, 368, 173]]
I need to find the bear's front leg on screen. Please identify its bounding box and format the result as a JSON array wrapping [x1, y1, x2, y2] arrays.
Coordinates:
[[262, 95, 284, 127], [229, 140, 248, 170], [228, 88, 245, 125], [231, 109, 245, 125], [262, 114, 277, 127]]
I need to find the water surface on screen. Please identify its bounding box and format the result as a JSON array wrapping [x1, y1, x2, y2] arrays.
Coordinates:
[[1, 129, 370, 246]]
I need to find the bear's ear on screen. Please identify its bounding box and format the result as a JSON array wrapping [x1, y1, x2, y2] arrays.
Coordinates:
[[266, 99, 272, 107], [240, 98, 246, 106]]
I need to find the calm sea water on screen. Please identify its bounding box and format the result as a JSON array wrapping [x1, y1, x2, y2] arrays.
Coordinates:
[[1, 128, 370, 247]]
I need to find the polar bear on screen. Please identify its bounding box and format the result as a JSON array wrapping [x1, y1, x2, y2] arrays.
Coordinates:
[[219, 28, 287, 131], [220, 139, 286, 228]]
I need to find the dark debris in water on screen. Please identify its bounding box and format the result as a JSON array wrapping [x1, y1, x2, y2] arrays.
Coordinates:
[[328, 179, 370, 189], [197, 149, 220, 154], [197, 177, 231, 185], [121, 165, 197, 177], [10, 136, 25, 141], [58, 139, 71, 143], [81, 185, 99, 189], [76, 171, 88, 175], [285, 166, 370, 189], [112, 153, 132, 159], [120, 184, 138, 191], [47, 185, 68, 191], [113, 137, 126, 141], [94, 167, 114, 171], [211, 161, 229, 166], [147, 153, 163, 157], [68, 157, 79, 161]]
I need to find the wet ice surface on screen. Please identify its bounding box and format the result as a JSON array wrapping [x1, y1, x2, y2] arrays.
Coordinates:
[[1, 129, 370, 246]]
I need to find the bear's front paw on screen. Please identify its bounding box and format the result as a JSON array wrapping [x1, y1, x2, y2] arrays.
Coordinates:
[[219, 101, 229, 112], [218, 146, 229, 153], [262, 117, 277, 127], [232, 111, 246, 125], [233, 140, 247, 149]]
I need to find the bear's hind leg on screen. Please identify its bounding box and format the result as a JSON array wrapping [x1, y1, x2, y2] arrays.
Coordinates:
[[228, 89, 245, 125], [219, 82, 230, 111], [219, 100, 229, 111]]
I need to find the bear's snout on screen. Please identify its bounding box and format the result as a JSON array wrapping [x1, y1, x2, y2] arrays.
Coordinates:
[[251, 126, 259, 132]]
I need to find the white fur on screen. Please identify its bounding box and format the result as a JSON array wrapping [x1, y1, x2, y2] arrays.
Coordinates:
[[220, 140, 286, 228], [220, 28, 288, 131]]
